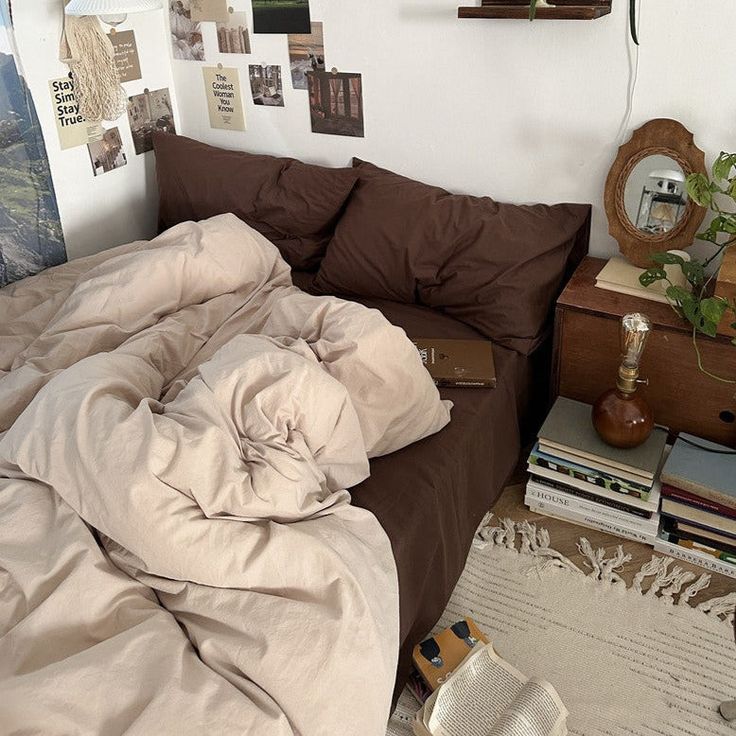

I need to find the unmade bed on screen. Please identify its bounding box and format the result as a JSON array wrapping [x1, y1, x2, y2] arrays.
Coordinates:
[[0, 134, 591, 734], [292, 275, 550, 701]]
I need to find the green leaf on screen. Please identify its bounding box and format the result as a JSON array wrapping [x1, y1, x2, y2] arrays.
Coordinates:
[[639, 268, 667, 287], [686, 173, 713, 207], [711, 152, 736, 182], [666, 285, 692, 305], [700, 297, 728, 325], [651, 252, 685, 266], [682, 260, 705, 287], [529, 0, 537, 20]]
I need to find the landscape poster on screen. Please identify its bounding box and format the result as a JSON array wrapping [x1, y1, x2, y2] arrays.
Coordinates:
[[0, 0, 66, 287], [288, 21, 324, 90], [252, 0, 310, 34]]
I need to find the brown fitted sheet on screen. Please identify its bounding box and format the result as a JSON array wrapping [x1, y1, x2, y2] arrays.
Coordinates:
[[291, 272, 537, 700]]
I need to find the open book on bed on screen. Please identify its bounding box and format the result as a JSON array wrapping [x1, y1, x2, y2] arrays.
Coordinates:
[[413, 643, 568, 736]]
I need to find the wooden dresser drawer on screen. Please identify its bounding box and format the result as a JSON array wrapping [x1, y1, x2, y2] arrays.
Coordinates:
[[552, 257, 736, 447]]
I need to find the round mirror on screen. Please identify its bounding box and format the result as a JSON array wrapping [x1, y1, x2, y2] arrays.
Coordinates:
[[623, 155, 688, 236], [604, 119, 707, 268]]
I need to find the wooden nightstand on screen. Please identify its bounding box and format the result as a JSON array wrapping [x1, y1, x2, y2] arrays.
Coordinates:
[[551, 256, 736, 446]]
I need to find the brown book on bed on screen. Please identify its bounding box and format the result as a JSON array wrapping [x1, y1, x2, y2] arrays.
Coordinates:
[[413, 339, 496, 388]]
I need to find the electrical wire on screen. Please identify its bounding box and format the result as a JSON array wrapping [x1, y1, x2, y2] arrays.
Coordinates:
[[615, 0, 641, 145]]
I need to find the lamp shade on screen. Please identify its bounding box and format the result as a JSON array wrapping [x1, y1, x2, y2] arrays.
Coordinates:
[[65, 0, 163, 15]]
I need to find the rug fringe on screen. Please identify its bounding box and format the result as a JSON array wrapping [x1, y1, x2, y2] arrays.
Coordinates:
[[475, 516, 736, 626]]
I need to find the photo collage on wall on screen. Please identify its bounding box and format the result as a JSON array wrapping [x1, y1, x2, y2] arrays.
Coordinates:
[[0, 0, 66, 286], [49, 7, 177, 187], [168, 0, 364, 138]]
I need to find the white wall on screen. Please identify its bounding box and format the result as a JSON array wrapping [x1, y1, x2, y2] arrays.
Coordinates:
[[13, 2, 176, 260], [172, 0, 736, 258]]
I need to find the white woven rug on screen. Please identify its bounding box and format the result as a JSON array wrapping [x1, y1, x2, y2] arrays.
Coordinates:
[[386, 516, 736, 736]]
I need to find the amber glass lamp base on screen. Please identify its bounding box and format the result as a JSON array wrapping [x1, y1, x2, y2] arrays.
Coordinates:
[[592, 389, 654, 449]]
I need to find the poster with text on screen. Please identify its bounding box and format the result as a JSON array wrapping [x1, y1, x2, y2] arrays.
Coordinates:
[[249, 65, 284, 106], [252, 0, 310, 34], [0, 0, 65, 286], [307, 70, 363, 137], [190, 0, 228, 21], [216, 10, 251, 54], [127, 87, 176, 155], [170, 0, 205, 61], [203, 66, 246, 131], [49, 77, 104, 150], [288, 21, 323, 90], [108, 29, 142, 83], [88, 127, 127, 176]]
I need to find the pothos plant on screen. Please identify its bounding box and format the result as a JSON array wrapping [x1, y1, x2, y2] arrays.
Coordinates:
[[639, 152, 736, 382]]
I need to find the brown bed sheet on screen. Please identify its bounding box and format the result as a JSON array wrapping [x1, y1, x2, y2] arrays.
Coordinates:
[[291, 271, 535, 701]]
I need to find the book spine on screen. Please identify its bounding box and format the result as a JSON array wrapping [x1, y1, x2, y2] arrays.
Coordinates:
[[653, 536, 736, 580], [527, 484, 658, 533], [661, 484, 736, 520], [530, 452, 650, 500], [434, 378, 496, 388], [526, 497, 655, 545], [661, 475, 736, 512], [528, 475, 652, 519]]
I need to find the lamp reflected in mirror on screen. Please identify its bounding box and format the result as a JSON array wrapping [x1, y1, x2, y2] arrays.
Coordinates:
[[624, 156, 688, 236]]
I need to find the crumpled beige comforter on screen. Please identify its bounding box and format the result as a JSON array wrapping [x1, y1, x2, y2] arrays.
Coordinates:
[[0, 214, 452, 735]]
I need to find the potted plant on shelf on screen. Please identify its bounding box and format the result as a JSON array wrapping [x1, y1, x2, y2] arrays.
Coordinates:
[[639, 152, 736, 382], [528, 0, 639, 43]]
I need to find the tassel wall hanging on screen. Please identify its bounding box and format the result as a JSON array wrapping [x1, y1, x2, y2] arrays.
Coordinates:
[[60, 11, 125, 122]]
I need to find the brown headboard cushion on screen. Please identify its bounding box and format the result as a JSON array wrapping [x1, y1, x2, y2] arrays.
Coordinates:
[[153, 133, 358, 270], [313, 159, 591, 355]]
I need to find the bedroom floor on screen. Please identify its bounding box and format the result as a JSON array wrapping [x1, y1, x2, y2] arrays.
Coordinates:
[[493, 477, 736, 604]]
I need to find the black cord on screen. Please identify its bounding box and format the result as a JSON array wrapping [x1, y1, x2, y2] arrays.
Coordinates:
[[677, 434, 736, 456]]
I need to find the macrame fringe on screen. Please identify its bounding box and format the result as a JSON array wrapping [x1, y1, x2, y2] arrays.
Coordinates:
[[474, 515, 736, 628], [61, 14, 125, 122]]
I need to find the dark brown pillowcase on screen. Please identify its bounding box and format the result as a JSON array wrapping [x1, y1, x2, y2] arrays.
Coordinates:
[[153, 133, 358, 270], [313, 159, 591, 354]]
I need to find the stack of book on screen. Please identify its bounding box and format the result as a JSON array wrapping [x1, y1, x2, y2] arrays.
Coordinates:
[[525, 397, 668, 544], [655, 433, 736, 579]]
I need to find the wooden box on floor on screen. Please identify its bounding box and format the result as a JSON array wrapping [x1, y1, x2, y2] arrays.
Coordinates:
[[551, 257, 736, 447]]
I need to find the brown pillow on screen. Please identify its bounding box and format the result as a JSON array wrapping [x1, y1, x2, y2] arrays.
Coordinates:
[[313, 159, 590, 354], [153, 133, 358, 270]]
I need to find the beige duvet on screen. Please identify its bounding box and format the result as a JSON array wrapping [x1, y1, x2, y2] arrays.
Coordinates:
[[0, 215, 451, 735]]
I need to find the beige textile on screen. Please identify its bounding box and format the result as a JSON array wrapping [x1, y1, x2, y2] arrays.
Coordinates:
[[0, 214, 452, 735]]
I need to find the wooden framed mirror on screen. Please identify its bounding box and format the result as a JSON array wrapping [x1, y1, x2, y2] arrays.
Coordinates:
[[604, 119, 708, 268]]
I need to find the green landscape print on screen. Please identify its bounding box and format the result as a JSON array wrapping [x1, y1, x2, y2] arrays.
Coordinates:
[[252, 0, 311, 34], [0, 0, 65, 287]]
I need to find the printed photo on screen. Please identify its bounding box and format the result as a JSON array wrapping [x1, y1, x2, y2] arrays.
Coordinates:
[[88, 127, 127, 176], [189, 0, 228, 22], [252, 0, 310, 34], [249, 65, 284, 106], [217, 11, 251, 54], [0, 1, 65, 286], [307, 70, 364, 138], [169, 0, 205, 61], [288, 21, 323, 90], [127, 87, 177, 155]]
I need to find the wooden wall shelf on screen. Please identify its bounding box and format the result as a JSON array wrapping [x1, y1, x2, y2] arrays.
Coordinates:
[[458, 1, 611, 20]]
